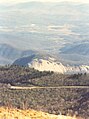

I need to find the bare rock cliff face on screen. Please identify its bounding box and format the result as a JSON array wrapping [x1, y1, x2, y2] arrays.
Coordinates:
[[28, 57, 89, 74]]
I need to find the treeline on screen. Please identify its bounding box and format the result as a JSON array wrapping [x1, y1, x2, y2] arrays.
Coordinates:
[[30, 73, 89, 87], [0, 65, 53, 85], [0, 65, 89, 86]]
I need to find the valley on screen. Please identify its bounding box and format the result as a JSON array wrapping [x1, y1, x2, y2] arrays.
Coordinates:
[[0, 1, 89, 65], [0, 1, 89, 119]]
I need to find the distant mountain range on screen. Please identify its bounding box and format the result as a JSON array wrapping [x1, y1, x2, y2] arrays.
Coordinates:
[[59, 42, 89, 65], [60, 42, 89, 55], [0, 42, 89, 74], [0, 1, 89, 65], [0, 43, 37, 65]]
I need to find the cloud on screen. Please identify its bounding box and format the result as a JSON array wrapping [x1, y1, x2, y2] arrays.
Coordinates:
[[0, 26, 13, 32], [47, 24, 78, 35], [0, 24, 79, 35], [0, 24, 41, 33], [48, 24, 75, 30]]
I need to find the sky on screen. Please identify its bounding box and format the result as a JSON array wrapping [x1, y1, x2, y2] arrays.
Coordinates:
[[0, 0, 89, 4]]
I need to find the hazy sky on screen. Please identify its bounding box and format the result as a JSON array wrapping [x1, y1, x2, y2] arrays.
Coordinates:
[[0, 0, 89, 4]]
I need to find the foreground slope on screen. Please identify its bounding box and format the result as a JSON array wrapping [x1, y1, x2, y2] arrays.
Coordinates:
[[0, 107, 80, 119], [0, 66, 88, 118]]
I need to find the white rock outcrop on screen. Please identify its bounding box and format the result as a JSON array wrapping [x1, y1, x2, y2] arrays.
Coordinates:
[[28, 57, 89, 74]]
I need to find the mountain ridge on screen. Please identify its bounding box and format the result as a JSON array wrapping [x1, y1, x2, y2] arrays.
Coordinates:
[[0, 43, 37, 65], [13, 55, 89, 74]]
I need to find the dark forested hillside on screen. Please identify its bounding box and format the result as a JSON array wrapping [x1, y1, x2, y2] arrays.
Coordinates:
[[0, 65, 89, 118], [0, 65, 89, 86], [0, 65, 53, 85]]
